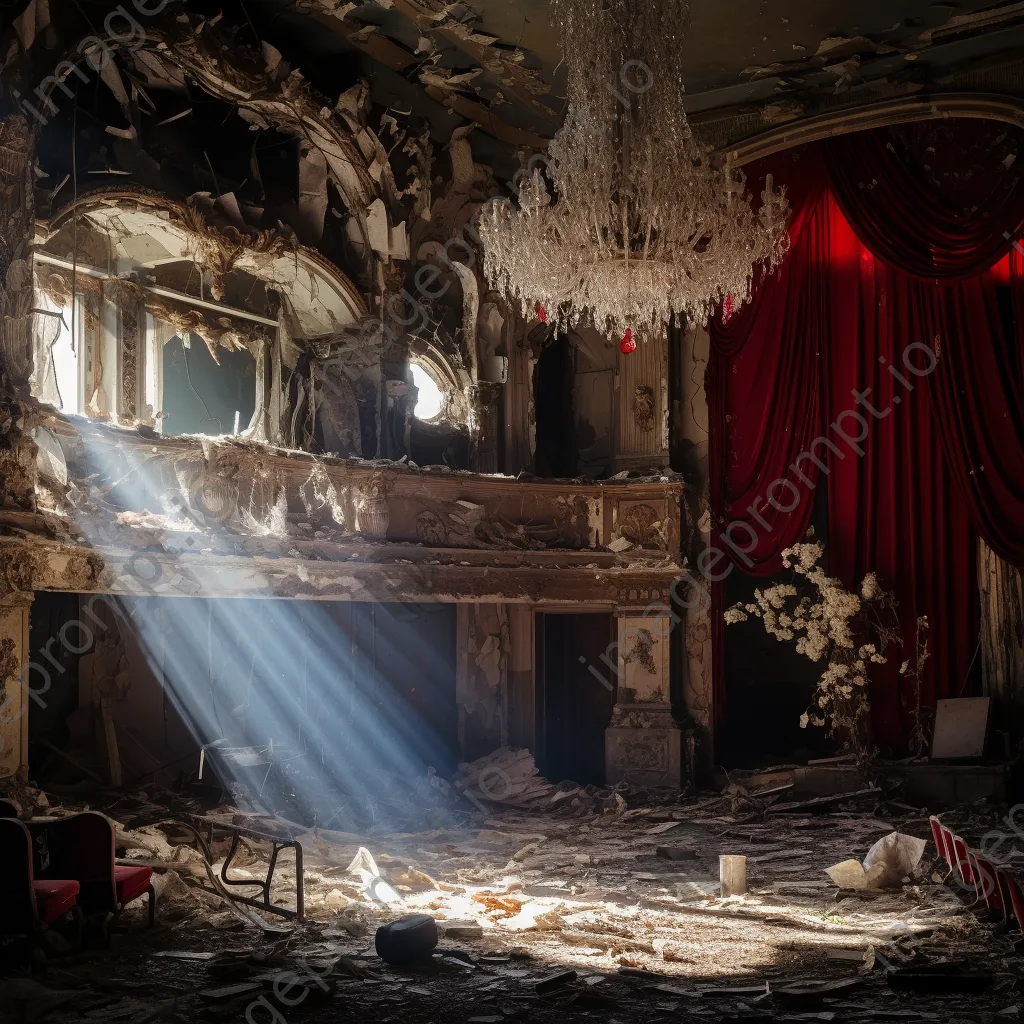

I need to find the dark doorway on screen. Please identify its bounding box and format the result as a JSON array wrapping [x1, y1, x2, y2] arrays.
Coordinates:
[[537, 612, 615, 784], [717, 567, 836, 769], [27, 592, 82, 754], [533, 334, 576, 477]]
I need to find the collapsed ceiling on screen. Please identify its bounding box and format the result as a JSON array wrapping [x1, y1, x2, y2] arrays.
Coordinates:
[[236, 0, 1024, 158]]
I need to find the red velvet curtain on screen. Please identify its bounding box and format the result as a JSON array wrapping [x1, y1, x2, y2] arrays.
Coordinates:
[[826, 132, 1024, 566], [826, 125, 1024, 279], [705, 125, 1016, 753], [706, 151, 830, 574], [706, 150, 832, 740], [823, 206, 976, 750]]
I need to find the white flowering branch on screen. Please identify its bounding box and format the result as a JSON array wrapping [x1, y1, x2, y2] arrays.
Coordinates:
[[724, 536, 922, 759]]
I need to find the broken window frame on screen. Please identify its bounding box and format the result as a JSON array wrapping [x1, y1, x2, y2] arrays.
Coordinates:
[[32, 195, 372, 446], [30, 272, 126, 421]]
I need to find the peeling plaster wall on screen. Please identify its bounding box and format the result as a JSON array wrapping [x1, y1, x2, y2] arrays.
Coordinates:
[[457, 602, 509, 761], [503, 322, 535, 475], [505, 604, 536, 754], [616, 330, 670, 473], [0, 598, 31, 779]]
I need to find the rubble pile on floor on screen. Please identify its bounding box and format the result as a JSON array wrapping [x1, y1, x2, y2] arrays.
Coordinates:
[[1, 761, 1020, 1024]]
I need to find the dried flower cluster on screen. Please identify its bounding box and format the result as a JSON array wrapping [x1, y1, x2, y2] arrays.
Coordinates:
[[725, 537, 922, 757]]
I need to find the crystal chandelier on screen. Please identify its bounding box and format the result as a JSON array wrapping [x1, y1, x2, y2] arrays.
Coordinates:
[[478, 0, 790, 342]]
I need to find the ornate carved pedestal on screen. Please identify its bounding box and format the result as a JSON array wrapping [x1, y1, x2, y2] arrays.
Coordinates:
[[606, 702, 682, 789], [604, 611, 682, 789]]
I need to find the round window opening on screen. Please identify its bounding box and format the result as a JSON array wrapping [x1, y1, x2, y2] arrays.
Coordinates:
[[411, 363, 445, 421]]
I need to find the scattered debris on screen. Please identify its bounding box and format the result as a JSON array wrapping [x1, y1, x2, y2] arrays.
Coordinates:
[[656, 846, 698, 861], [454, 748, 555, 809], [0, 762, 1013, 1024], [828, 831, 928, 890], [536, 970, 578, 995]]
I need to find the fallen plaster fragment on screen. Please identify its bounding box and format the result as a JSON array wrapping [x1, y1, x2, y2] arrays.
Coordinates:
[[814, 35, 874, 58], [366, 198, 390, 254], [262, 41, 284, 74], [863, 831, 927, 887], [391, 220, 409, 260], [826, 859, 886, 890], [298, 147, 330, 244], [826, 831, 927, 890]]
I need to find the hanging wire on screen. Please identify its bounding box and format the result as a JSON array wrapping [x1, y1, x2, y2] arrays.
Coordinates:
[[180, 332, 223, 433]]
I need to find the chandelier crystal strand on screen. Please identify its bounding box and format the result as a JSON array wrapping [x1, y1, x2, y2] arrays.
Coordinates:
[[478, 0, 790, 342]]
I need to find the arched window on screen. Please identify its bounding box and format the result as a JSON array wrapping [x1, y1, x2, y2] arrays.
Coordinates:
[[410, 362, 445, 421]]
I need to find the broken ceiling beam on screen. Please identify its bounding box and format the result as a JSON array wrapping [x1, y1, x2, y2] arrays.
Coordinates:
[[308, 9, 420, 71], [34, 252, 281, 328], [917, 1, 1024, 48], [423, 86, 550, 150], [135, 18, 384, 256]]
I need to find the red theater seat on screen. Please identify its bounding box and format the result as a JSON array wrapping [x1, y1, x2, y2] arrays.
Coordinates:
[[998, 868, 1024, 932], [114, 864, 154, 908], [43, 812, 155, 927], [0, 818, 80, 947], [929, 816, 953, 874], [32, 879, 81, 924], [951, 834, 977, 889], [971, 854, 1004, 914]]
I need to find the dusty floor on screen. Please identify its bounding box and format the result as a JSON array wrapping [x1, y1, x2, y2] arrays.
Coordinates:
[[2, 779, 1019, 1024]]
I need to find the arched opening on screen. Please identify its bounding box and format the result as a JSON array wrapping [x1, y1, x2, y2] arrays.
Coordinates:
[[410, 362, 445, 421]]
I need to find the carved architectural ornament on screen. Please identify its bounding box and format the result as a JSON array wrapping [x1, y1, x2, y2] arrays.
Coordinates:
[[0, 637, 16, 705], [623, 626, 658, 676], [0, 551, 34, 599], [356, 469, 397, 540], [614, 734, 670, 774], [167, 443, 245, 529], [618, 503, 664, 549], [178, 202, 294, 302], [414, 494, 587, 550], [633, 385, 656, 432]]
